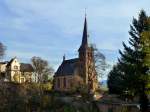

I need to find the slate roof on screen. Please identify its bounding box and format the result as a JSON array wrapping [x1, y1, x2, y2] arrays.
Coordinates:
[[20, 63, 34, 72], [55, 58, 79, 77]]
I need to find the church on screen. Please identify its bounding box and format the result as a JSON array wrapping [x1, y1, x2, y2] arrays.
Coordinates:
[[53, 16, 98, 92]]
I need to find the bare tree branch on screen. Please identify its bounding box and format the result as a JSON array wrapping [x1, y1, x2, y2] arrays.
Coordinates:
[[31, 56, 54, 83], [0, 42, 6, 59], [92, 44, 110, 78]]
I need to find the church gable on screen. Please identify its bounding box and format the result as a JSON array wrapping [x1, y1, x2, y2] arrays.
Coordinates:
[[55, 58, 79, 77]]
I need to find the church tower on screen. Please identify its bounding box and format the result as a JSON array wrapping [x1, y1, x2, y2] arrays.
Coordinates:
[[78, 15, 97, 91], [54, 14, 98, 92]]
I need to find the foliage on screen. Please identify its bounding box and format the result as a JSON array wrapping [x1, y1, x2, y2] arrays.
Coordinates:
[[13, 73, 20, 83], [31, 56, 54, 83], [0, 82, 53, 112], [139, 19, 150, 112], [141, 27, 150, 84], [63, 105, 76, 112], [0, 82, 142, 112], [107, 10, 150, 111], [92, 44, 110, 78], [107, 64, 124, 94]]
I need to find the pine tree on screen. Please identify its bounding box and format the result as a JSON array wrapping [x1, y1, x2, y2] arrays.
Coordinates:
[[107, 63, 124, 94], [140, 20, 150, 111], [107, 10, 150, 111]]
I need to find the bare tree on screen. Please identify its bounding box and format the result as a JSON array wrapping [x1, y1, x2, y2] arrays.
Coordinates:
[[0, 42, 6, 59], [31, 56, 54, 83], [92, 44, 110, 78]]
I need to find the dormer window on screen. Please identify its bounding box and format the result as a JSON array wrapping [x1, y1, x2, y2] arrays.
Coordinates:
[[14, 66, 18, 69]]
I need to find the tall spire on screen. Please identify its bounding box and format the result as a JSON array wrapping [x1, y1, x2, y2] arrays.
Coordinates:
[[79, 14, 89, 51]]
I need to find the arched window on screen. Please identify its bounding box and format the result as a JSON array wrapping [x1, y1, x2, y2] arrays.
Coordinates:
[[57, 78, 60, 88], [63, 77, 66, 88]]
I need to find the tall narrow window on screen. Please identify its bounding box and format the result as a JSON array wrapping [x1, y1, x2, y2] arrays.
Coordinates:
[[63, 77, 66, 88], [57, 78, 60, 88]]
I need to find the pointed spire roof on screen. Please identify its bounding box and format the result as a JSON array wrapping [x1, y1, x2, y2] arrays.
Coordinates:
[[79, 15, 89, 51]]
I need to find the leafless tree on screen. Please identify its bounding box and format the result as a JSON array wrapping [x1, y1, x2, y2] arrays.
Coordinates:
[[92, 44, 110, 78], [31, 56, 54, 83], [0, 42, 6, 59]]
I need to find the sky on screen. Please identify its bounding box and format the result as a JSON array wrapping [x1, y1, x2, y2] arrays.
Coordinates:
[[0, 0, 150, 79]]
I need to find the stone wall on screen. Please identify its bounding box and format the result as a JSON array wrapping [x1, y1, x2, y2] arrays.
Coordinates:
[[97, 103, 140, 112]]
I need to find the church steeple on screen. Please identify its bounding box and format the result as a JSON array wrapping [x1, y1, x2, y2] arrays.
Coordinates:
[[78, 15, 89, 51]]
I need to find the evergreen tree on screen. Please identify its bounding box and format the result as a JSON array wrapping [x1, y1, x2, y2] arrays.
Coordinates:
[[140, 20, 150, 111], [107, 63, 124, 94], [108, 10, 150, 111]]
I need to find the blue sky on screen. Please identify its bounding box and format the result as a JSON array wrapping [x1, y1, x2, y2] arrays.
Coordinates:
[[0, 0, 150, 79]]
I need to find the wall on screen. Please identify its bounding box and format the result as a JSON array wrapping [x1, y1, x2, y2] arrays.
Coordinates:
[[54, 75, 83, 91], [97, 103, 140, 112]]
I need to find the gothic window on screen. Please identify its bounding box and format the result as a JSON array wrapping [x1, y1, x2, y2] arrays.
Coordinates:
[[70, 79, 73, 87], [57, 78, 60, 88], [63, 77, 66, 88]]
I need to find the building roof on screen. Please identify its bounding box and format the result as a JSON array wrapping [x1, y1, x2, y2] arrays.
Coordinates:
[[55, 58, 79, 77], [0, 61, 8, 64], [20, 63, 34, 72], [6, 58, 16, 67]]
